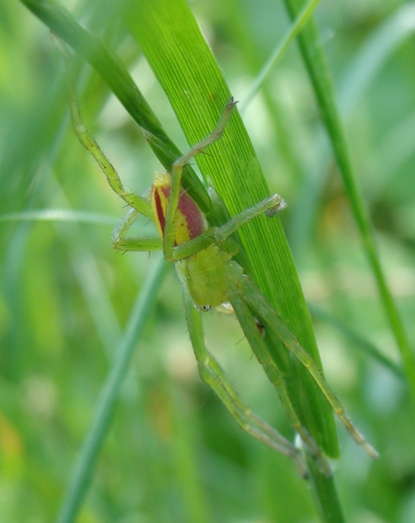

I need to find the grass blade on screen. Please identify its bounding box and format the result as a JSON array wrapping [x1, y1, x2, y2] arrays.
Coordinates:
[[240, 0, 320, 113], [282, 0, 415, 412], [125, 0, 345, 520], [57, 256, 168, 523]]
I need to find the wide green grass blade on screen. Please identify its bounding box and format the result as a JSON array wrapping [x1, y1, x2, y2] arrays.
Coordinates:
[[125, 0, 344, 520], [126, 0, 338, 449]]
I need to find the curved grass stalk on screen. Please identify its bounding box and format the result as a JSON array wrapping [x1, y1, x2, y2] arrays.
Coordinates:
[[282, 0, 415, 413], [240, 0, 320, 113]]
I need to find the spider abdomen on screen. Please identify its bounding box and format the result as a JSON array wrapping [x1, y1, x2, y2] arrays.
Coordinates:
[[175, 244, 233, 309]]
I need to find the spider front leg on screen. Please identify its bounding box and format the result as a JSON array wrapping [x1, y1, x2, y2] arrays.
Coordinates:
[[64, 63, 164, 253], [111, 208, 162, 252], [64, 58, 154, 222], [163, 98, 237, 261]]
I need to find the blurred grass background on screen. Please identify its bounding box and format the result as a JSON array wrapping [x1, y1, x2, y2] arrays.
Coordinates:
[[1, 0, 415, 522]]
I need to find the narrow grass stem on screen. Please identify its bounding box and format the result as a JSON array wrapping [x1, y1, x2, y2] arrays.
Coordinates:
[[56, 257, 168, 523], [240, 0, 321, 113], [282, 0, 415, 409]]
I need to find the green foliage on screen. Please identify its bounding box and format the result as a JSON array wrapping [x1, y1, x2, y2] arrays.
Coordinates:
[[1, 0, 415, 522]]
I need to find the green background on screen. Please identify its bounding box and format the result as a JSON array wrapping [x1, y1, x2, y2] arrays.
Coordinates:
[[1, 0, 415, 522]]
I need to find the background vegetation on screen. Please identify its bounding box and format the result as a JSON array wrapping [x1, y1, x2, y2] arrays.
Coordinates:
[[1, 0, 415, 522]]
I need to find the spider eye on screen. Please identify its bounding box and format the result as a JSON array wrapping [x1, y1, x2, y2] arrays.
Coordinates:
[[196, 304, 211, 312]]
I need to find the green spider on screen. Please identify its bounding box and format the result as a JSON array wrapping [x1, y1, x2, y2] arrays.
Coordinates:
[[67, 81, 377, 478]]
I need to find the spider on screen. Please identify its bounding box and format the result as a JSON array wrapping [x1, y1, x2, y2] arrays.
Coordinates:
[[67, 81, 377, 478]]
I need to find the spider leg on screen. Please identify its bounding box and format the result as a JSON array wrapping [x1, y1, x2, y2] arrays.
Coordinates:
[[240, 276, 379, 459], [229, 291, 333, 476], [63, 54, 163, 252], [163, 99, 237, 260], [63, 52, 153, 221], [112, 208, 162, 252], [183, 291, 309, 478]]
